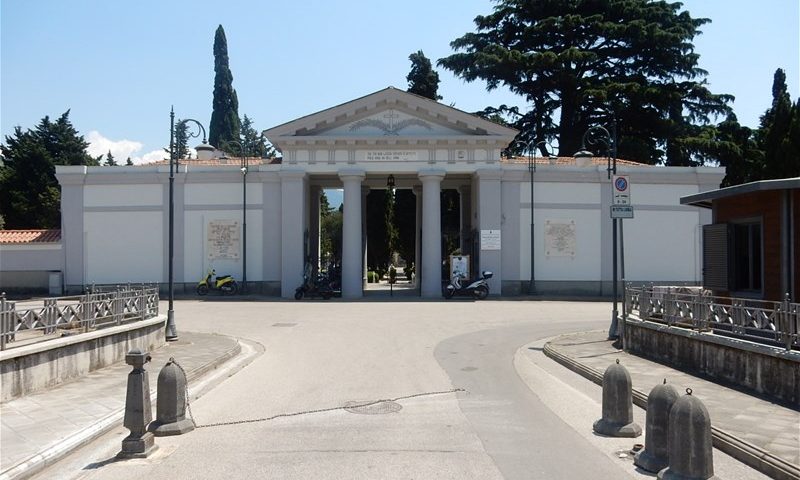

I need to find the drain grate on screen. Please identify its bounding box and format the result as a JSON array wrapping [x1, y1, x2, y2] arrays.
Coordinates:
[[344, 400, 403, 415]]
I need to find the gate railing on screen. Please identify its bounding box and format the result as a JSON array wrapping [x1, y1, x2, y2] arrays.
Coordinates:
[[625, 286, 799, 351], [0, 284, 160, 350]]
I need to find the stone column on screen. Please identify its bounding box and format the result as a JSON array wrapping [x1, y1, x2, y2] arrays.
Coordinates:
[[280, 171, 307, 298], [419, 170, 446, 297], [362, 186, 370, 288], [475, 169, 503, 295], [340, 170, 366, 298], [309, 185, 321, 272], [413, 186, 422, 291]]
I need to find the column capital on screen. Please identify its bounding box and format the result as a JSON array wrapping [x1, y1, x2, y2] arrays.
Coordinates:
[[474, 168, 503, 181], [418, 169, 446, 182], [279, 170, 307, 181], [338, 169, 366, 182], [412, 185, 422, 196]]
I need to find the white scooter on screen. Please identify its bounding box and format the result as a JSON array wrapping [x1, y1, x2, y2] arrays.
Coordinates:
[[444, 271, 492, 299]]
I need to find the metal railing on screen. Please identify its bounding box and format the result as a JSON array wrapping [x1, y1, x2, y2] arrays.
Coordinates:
[[0, 284, 160, 350], [626, 286, 799, 351]]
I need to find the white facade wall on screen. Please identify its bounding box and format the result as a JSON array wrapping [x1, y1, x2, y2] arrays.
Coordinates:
[[84, 211, 163, 284]]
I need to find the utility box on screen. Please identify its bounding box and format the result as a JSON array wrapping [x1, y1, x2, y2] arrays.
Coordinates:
[[48, 271, 63, 296]]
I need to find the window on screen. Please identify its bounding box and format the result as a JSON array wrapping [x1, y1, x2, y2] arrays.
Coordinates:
[[731, 222, 762, 292]]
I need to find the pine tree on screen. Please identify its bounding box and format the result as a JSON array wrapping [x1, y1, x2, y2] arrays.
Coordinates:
[[105, 149, 117, 166], [439, 0, 731, 164], [407, 50, 442, 101], [239, 114, 276, 158], [0, 111, 93, 228], [208, 25, 240, 149], [126, 157, 133, 166]]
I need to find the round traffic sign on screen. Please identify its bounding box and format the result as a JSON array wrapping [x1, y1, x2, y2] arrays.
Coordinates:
[[614, 176, 628, 192]]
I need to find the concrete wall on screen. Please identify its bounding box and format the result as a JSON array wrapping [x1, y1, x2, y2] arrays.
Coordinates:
[[0, 244, 62, 292], [0, 315, 166, 401], [623, 317, 800, 405]]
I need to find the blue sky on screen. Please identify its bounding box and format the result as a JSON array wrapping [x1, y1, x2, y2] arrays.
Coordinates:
[[2, 0, 798, 164]]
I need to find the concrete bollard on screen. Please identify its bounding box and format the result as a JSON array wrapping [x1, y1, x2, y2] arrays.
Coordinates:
[[593, 359, 642, 437], [658, 388, 718, 480], [118, 348, 158, 458], [635, 379, 679, 472], [148, 357, 195, 436]]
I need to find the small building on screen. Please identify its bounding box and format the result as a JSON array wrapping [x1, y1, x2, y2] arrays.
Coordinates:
[[0, 229, 63, 294], [681, 177, 799, 301], [53, 87, 724, 298]]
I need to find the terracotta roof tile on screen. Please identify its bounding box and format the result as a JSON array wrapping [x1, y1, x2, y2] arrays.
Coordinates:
[[502, 155, 649, 166], [145, 157, 281, 166], [0, 229, 61, 244]]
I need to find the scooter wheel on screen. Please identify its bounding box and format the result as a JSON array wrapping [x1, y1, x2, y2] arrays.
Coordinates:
[[197, 285, 209, 296], [474, 285, 489, 300], [294, 289, 304, 300], [444, 287, 455, 299]]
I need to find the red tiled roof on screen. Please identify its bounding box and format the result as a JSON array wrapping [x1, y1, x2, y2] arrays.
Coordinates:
[[0, 229, 61, 244], [502, 155, 649, 166], [145, 157, 281, 166]]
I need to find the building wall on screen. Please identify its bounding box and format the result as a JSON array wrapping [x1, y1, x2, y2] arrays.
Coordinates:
[[0, 244, 63, 291]]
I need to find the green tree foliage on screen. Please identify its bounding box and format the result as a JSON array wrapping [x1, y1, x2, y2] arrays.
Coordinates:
[[239, 114, 276, 158], [407, 50, 442, 101], [758, 69, 800, 179], [174, 119, 190, 159], [366, 189, 397, 273], [320, 191, 343, 266], [438, 0, 731, 165], [0, 111, 94, 228], [209, 25, 241, 149], [713, 113, 763, 187], [126, 157, 133, 166], [104, 150, 117, 166]]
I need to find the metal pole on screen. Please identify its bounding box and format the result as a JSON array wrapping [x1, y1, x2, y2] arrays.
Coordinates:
[[529, 147, 536, 295], [620, 218, 626, 349], [242, 155, 247, 294], [610, 121, 619, 341], [166, 107, 177, 341]]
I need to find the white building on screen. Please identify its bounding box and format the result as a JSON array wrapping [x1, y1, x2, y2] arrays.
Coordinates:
[[53, 87, 723, 298]]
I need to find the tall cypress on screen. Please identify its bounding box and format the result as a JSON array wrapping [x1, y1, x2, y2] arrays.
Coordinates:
[[208, 25, 240, 149], [407, 50, 442, 101]]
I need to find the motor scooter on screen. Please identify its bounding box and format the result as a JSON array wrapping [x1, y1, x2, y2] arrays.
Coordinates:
[[295, 262, 334, 300], [197, 269, 238, 296], [444, 271, 492, 299]]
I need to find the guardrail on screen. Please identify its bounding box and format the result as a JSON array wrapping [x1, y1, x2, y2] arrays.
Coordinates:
[[625, 286, 799, 351], [0, 284, 160, 350]]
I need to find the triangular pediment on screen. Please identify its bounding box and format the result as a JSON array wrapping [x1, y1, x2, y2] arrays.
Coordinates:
[[263, 87, 518, 147]]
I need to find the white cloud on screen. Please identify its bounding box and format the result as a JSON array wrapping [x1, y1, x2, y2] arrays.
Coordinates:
[[86, 131, 166, 165]]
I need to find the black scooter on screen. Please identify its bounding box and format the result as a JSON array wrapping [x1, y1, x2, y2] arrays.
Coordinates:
[[294, 275, 334, 300], [444, 271, 493, 299]]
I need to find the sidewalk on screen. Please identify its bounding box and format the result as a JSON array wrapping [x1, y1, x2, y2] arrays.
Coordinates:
[[0, 332, 261, 480], [536, 330, 799, 480]]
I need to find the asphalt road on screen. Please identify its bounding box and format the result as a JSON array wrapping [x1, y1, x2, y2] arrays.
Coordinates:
[[31, 298, 754, 480]]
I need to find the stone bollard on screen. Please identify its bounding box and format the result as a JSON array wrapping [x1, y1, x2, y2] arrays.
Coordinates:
[[593, 359, 642, 437], [148, 357, 195, 436], [658, 388, 718, 480], [635, 379, 679, 472], [118, 348, 158, 458]]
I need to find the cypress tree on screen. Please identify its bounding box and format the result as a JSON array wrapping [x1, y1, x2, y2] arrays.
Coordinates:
[[208, 25, 240, 149], [407, 51, 442, 101]]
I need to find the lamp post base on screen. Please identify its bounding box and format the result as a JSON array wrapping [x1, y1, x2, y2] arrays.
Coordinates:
[[608, 309, 619, 340], [165, 310, 178, 341]]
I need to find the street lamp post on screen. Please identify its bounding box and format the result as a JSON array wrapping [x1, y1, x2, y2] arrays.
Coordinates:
[[514, 140, 556, 295], [167, 108, 211, 341], [573, 123, 619, 341], [222, 140, 251, 295]]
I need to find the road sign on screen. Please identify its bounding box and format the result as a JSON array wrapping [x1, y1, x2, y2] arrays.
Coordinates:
[[611, 205, 634, 218], [613, 175, 630, 205]]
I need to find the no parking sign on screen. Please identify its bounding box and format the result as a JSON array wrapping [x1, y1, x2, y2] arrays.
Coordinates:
[[613, 175, 630, 205]]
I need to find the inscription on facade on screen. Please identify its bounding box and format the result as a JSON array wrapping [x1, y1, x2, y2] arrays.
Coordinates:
[[363, 150, 419, 162], [207, 220, 240, 260], [545, 220, 576, 257]]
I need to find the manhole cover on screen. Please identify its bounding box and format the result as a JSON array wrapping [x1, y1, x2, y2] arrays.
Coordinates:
[[272, 323, 297, 327], [344, 400, 403, 415]]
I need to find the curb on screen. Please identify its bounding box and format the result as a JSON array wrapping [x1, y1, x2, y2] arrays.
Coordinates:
[[0, 334, 262, 480], [543, 341, 800, 480]]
